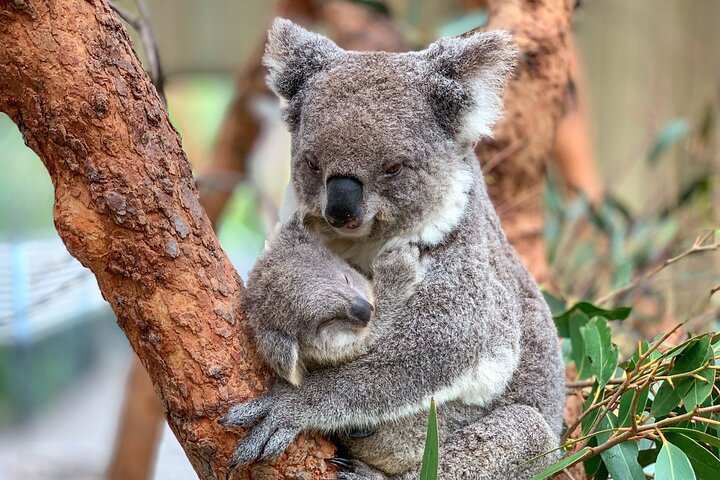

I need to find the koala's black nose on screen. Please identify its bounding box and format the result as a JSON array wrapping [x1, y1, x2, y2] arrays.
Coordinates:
[[325, 176, 364, 229], [349, 297, 374, 326]]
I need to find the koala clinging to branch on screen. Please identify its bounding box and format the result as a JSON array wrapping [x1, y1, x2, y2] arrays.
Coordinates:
[[221, 18, 566, 479]]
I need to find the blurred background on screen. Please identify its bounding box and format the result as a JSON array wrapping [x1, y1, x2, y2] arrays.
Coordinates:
[[0, 0, 718, 479]]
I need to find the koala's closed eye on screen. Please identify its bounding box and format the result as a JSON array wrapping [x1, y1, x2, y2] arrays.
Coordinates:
[[305, 154, 321, 173], [381, 159, 404, 178]]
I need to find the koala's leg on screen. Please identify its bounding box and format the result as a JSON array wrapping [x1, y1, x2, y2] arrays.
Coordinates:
[[336, 404, 558, 480]]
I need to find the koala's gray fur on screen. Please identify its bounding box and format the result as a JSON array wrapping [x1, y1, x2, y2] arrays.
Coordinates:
[[245, 212, 423, 389], [221, 18, 566, 479]]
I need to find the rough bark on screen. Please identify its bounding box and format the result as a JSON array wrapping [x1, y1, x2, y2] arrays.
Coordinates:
[[0, 1, 333, 478], [0, 0, 572, 479], [479, 0, 572, 283]]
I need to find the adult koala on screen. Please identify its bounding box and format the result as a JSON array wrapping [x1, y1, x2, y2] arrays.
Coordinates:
[[221, 18, 565, 479]]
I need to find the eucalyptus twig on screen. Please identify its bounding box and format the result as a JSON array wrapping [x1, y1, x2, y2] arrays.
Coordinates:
[[595, 230, 719, 305], [110, 0, 166, 105], [578, 380, 628, 449], [566, 378, 625, 389]]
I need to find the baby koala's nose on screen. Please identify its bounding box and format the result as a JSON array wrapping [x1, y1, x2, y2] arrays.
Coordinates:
[[349, 297, 374, 326]]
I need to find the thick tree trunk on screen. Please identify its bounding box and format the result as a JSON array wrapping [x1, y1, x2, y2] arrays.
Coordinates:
[[0, 0, 571, 478], [0, 1, 333, 478], [480, 0, 572, 283]]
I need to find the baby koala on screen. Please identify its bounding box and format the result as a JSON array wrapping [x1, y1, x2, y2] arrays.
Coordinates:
[[245, 211, 423, 388], [244, 212, 375, 387]]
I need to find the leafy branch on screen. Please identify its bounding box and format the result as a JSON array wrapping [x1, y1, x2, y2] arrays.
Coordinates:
[[534, 296, 720, 479], [595, 230, 719, 305]]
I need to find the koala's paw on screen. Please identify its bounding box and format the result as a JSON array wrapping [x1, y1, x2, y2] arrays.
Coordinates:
[[220, 386, 303, 468], [227, 415, 300, 467], [372, 244, 423, 302], [328, 457, 387, 480]]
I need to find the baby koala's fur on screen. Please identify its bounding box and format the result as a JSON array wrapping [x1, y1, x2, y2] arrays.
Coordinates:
[[245, 212, 376, 387], [222, 18, 566, 480]]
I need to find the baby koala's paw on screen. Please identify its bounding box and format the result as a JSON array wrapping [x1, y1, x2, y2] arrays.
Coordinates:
[[328, 458, 387, 480], [372, 243, 424, 304]]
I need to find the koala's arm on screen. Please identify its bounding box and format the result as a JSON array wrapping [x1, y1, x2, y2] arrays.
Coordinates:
[[233, 246, 521, 432]]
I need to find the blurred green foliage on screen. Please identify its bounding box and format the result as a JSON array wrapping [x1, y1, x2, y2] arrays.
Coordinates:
[[0, 114, 55, 240]]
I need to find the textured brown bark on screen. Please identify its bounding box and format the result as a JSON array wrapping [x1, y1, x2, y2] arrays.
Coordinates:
[[479, 0, 572, 284], [0, 1, 333, 478], [0, 0, 572, 479]]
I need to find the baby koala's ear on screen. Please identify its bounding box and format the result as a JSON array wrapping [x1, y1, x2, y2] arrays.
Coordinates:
[[263, 18, 343, 102], [255, 329, 304, 387], [423, 30, 518, 142]]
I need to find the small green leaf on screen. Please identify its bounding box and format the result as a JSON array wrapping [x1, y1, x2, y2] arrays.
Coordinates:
[[569, 311, 592, 379], [655, 441, 696, 480], [618, 385, 649, 428], [681, 367, 715, 411], [419, 399, 439, 480], [622, 340, 660, 372], [652, 380, 691, 418], [530, 447, 591, 480], [597, 413, 645, 480], [661, 428, 720, 449], [580, 317, 619, 388], [541, 290, 567, 317], [554, 302, 631, 338], [673, 336, 711, 374], [665, 432, 720, 480], [637, 447, 660, 466], [647, 119, 690, 165]]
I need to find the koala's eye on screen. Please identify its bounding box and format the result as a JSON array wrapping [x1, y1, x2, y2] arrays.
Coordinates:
[[383, 161, 403, 177], [306, 155, 320, 173]]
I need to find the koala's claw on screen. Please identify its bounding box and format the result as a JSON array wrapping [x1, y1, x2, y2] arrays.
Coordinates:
[[220, 396, 271, 428], [327, 456, 354, 469], [227, 414, 300, 468], [333, 459, 387, 480]]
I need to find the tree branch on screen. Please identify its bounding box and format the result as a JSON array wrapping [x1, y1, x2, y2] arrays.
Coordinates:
[[0, 1, 333, 478]]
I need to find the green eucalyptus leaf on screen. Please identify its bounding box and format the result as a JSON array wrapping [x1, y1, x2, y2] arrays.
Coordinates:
[[637, 447, 660, 467], [680, 367, 714, 411], [597, 413, 645, 480], [554, 303, 631, 338], [581, 317, 619, 388], [672, 336, 711, 374], [541, 290, 567, 317], [664, 432, 720, 480], [647, 119, 690, 165], [569, 311, 592, 379], [652, 380, 691, 418], [581, 387, 601, 435], [661, 428, 720, 449], [622, 340, 660, 372], [530, 447, 591, 480], [419, 399, 439, 480], [618, 385, 649, 428], [655, 441, 696, 480]]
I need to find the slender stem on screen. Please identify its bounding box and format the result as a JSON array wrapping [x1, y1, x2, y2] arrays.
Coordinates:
[[595, 232, 719, 305]]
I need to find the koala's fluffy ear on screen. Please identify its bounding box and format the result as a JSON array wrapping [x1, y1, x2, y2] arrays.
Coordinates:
[[263, 18, 342, 102], [255, 329, 304, 387], [423, 30, 518, 142]]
